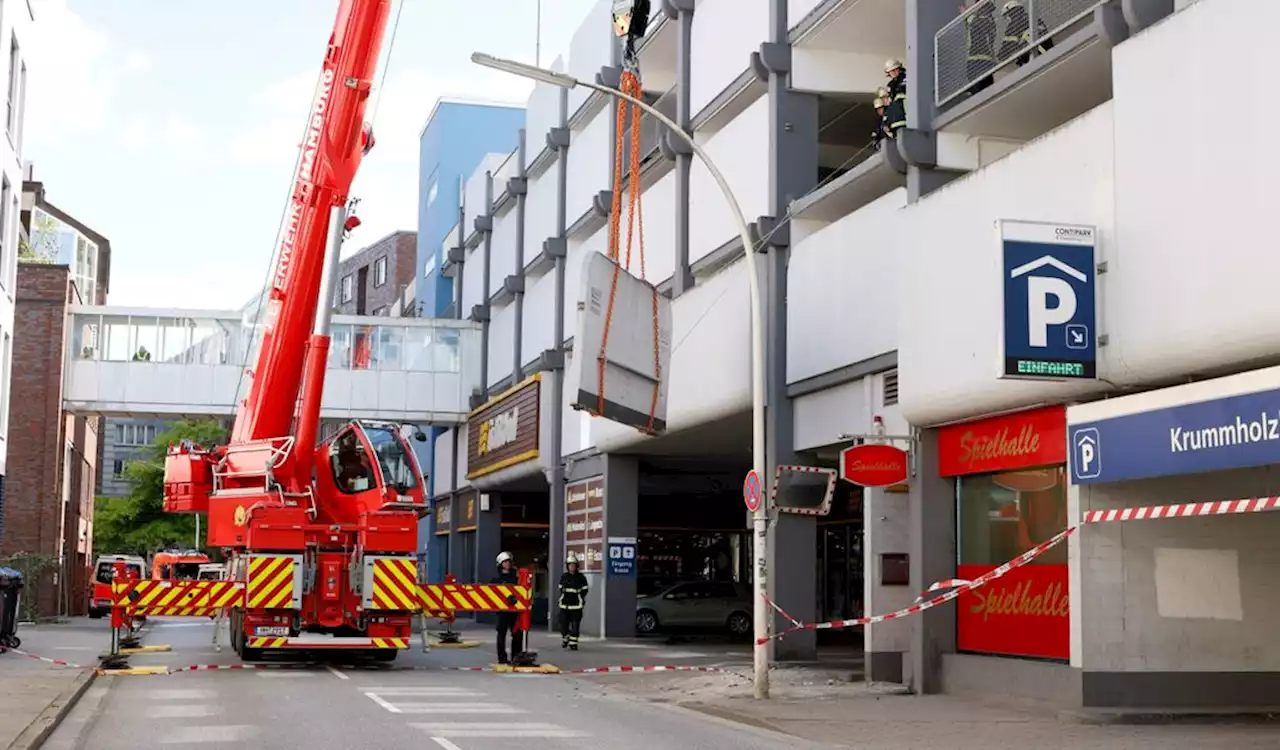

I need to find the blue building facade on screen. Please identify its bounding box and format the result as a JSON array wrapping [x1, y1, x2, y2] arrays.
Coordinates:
[[416, 99, 525, 317], [416, 98, 524, 582]]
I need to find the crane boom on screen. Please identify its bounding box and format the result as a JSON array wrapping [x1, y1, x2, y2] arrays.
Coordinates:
[[233, 0, 392, 445]]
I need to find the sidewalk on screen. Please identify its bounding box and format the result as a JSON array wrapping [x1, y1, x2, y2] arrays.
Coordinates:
[[586, 666, 1280, 749], [0, 619, 106, 749]]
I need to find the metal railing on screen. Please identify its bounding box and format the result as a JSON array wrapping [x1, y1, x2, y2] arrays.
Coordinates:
[[934, 0, 1104, 108], [67, 306, 480, 374]]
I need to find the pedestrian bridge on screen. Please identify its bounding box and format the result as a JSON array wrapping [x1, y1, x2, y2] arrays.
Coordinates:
[[63, 305, 483, 424]]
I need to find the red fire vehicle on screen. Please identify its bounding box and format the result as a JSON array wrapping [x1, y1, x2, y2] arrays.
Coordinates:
[[142, 0, 523, 661]]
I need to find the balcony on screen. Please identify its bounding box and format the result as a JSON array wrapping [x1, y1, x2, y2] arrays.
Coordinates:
[[790, 0, 906, 96], [933, 0, 1113, 139], [63, 306, 483, 423]]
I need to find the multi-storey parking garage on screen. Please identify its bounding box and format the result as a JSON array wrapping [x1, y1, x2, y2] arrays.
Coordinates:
[[422, 0, 1280, 711]]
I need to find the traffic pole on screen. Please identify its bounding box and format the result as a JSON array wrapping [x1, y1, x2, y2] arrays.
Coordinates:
[[744, 470, 768, 699]]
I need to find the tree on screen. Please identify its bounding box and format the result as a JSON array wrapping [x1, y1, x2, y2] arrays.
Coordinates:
[[93, 420, 229, 555], [19, 213, 61, 263]]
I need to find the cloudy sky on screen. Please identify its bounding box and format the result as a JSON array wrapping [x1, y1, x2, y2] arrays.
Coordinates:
[[24, 0, 597, 308]]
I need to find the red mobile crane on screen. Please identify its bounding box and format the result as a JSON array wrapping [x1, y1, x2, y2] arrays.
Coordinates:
[[146, 0, 524, 661]]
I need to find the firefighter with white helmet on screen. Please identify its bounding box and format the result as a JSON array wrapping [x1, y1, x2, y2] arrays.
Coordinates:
[[490, 551, 523, 664], [558, 552, 590, 650]]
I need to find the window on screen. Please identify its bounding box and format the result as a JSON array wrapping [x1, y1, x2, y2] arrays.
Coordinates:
[[364, 425, 418, 491], [15, 61, 24, 153], [340, 274, 353, 303], [423, 252, 438, 279], [6, 34, 18, 137], [113, 459, 124, 477], [373, 256, 388, 287], [0, 331, 9, 436], [426, 180, 438, 208], [0, 178, 8, 290], [116, 423, 157, 446], [957, 467, 1067, 567], [329, 429, 373, 494]]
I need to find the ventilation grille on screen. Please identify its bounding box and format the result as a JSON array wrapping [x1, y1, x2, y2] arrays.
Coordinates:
[[883, 369, 899, 406]]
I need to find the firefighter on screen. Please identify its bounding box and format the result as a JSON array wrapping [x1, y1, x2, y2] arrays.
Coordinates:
[[999, 1, 1054, 67], [491, 551, 523, 665], [961, 1, 997, 94], [884, 58, 907, 103], [558, 552, 589, 650], [871, 89, 889, 148]]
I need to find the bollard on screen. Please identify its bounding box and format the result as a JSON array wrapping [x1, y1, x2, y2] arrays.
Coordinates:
[[510, 567, 538, 668]]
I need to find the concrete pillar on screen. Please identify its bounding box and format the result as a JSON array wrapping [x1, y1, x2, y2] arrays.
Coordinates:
[[864, 487, 912, 683], [670, 0, 695, 296], [473, 491, 503, 625], [763, 0, 821, 663], [546, 85, 571, 633], [905, 0, 959, 203], [601, 454, 639, 637], [908, 429, 957, 693]]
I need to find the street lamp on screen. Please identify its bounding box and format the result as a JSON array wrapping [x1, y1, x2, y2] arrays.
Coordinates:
[[471, 52, 771, 699]]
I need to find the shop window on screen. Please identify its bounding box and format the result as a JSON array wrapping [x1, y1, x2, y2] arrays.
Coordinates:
[[957, 466, 1067, 567], [955, 465, 1069, 661]]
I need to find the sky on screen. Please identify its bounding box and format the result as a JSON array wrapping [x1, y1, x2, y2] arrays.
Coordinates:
[[24, 0, 599, 308]]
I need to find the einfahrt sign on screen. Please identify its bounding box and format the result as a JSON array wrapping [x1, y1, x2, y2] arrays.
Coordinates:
[[839, 444, 909, 487]]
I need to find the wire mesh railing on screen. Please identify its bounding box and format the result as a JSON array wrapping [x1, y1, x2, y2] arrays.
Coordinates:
[[934, 0, 1103, 107]]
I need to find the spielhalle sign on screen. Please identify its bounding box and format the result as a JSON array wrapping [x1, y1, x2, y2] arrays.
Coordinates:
[[466, 376, 541, 480]]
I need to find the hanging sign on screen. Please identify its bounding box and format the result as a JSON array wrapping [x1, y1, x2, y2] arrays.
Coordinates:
[[839, 444, 909, 487]]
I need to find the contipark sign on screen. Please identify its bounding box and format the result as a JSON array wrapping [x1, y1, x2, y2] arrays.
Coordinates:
[[998, 220, 1097, 381], [1069, 386, 1280, 485]]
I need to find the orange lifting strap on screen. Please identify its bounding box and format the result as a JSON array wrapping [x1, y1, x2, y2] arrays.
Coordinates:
[[597, 68, 663, 434]]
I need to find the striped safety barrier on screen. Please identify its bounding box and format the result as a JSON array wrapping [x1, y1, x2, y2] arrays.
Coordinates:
[[760, 495, 1280, 644], [417, 583, 532, 613], [110, 580, 243, 616]]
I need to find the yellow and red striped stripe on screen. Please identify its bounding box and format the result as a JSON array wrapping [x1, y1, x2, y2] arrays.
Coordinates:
[[369, 558, 419, 611], [110, 580, 244, 616], [246, 555, 297, 610]]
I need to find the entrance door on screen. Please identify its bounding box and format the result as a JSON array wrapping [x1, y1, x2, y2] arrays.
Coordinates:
[[817, 522, 865, 624]]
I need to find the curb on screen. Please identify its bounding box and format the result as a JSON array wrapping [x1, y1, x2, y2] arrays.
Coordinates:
[[1058, 707, 1280, 726], [8, 668, 97, 750]]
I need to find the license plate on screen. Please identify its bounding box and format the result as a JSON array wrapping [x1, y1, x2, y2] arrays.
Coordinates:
[[254, 626, 289, 637]]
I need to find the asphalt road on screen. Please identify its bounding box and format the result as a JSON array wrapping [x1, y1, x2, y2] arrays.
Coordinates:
[[45, 617, 798, 750]]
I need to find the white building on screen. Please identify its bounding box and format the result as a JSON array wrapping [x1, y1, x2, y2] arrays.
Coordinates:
[[0, 0, 32, 512], [427, 0, 1276, 713]]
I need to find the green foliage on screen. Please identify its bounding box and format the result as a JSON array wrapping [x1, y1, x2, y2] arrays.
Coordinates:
[[0, 552, 57, 621], [92, 420, 229, 556]]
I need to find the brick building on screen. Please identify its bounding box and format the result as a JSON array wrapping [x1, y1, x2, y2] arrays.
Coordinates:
[[1, 263, 101, 617], [333, 230, 415, 316]]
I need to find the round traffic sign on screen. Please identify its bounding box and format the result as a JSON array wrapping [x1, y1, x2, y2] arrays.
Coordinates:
[[743, 470, 762, 512]]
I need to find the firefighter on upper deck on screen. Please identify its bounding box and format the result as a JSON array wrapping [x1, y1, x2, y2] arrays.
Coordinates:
[[558, 553, 589, 650]]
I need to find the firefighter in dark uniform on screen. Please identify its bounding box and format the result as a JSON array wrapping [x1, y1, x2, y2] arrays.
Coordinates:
[[962, 1, 997, 94], [881, 60, 907, 142], [999, 1, 1054, 67], [558, 553, 589, 650], [491, 551, 523, 664], [871, 89, 889, 149]]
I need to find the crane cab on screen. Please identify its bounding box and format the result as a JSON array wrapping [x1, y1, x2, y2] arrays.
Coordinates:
[[314, 421, 428, 521]]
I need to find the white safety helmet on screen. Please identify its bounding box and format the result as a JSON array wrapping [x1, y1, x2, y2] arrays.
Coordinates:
[[496, 551, 513, 567], [1002, 0, 1023, 12], [884, 58, 903, 74], [566, 552, 579, 566]]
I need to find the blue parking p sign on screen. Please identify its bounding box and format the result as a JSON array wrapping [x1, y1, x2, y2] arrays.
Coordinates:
[[999, 220, 1097, 381]]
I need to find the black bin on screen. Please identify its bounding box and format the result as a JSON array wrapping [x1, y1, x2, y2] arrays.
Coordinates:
[[0, 566, 23, 650]]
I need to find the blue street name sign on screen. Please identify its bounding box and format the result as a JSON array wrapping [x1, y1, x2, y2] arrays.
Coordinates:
[[999, 220, 1097, 381], [1069, 386, 1280, 485]]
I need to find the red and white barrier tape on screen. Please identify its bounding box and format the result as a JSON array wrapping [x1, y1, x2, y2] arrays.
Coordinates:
[[759, 495, 1280, 645], [565, 665, 722, 674], [11, 649, 91, 669]]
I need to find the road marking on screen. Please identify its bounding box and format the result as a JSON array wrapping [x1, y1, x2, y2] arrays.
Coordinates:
[[255, 671, 315, 679], [365, 693, 402, 713], [160, 725, 257, 744], [359, 687, 482, 696], [148, 689, 216, 701], [146, 704, 218, 719], [430, 738, 464, 750], [662, 651, 711, 658], [410, 723, 586, 738], [326, 665, 349, 680], [392, 703, 527, 714]]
